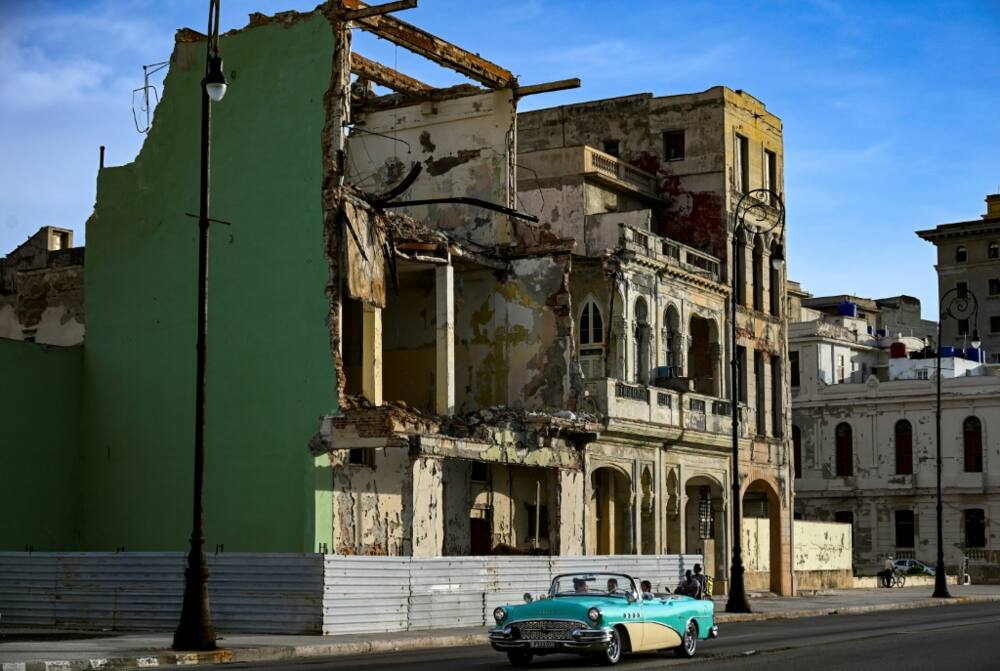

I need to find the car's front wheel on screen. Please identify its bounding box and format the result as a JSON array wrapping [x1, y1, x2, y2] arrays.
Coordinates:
[[675, 620, 698, 658], [507, 650, 533, 667], [598, 627, 623, 666]]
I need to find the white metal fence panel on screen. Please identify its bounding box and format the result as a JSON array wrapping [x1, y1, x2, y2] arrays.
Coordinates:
[[322, 556, 409, 635], [408, 558, 487, 629], [0, 553, 324, 634]]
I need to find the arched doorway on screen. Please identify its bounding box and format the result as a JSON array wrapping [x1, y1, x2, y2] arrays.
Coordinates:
[[640, 466, 655, 555], [742, 479, 784, 594], [633, 297, 651, 384], [683, 476, 726, 584], [590, 466, 633, 555], [663, 305, 682, 377]]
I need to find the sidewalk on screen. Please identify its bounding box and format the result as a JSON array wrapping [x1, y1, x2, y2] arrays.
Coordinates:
[[3, 585, 999, 671]]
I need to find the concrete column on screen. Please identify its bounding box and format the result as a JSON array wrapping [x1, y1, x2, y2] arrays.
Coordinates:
[[411, 456, 443, 556], [435, 264, 455, 415], [557, 469, 585, 555], [362, 303, 382, 406]]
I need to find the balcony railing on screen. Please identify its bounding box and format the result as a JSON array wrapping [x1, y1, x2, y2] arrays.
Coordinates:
[[584, 147, 659, 197], [583, 377, 746, 437]]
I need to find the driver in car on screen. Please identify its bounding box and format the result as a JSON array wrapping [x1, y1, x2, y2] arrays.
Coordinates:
[[606, 578, 622, 594]]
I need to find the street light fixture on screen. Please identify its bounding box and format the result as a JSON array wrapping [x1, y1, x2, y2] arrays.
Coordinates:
[[932, 287, 980, 599], [726, 189, 786, 614], [173, 0, 226, 651]]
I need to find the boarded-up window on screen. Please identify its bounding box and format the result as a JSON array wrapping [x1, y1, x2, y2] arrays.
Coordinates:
[[835, 422, 853, 476], [895, 419, 913, 475], [579, 300, 604, 379]]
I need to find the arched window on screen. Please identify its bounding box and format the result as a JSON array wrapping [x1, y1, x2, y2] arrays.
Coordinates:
[[964, 416, 983, 473], [633, 297, 650, 384], [578, 300, 604, 379], [989, 242, 999, 260], [956, 246, 968, 263], [895, 419, 913, 475], [792, 425, 802, 479], [663, 305, 682, 377], [835, 423, 853, 476]]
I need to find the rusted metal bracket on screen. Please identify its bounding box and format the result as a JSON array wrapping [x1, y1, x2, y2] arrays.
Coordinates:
[[342, 0, 513, 89], [350, 52, 432, 97]]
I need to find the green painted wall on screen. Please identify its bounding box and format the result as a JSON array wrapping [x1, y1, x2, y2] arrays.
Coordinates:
[[80, 14, 337, 552], [0, 340, 82, 550]]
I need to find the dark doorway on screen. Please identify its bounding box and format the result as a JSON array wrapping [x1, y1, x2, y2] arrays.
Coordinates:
[[470, 514, 492, 555]]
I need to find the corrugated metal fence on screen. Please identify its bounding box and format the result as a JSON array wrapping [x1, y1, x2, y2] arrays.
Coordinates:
[[321, 554, 702, 635], [0, 553, 700, 635]]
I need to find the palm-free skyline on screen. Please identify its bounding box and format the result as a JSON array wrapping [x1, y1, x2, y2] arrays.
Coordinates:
[[2, 0, 998, 316]]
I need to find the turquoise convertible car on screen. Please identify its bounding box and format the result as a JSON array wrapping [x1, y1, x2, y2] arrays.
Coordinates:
[[489, 572, 717, 666]]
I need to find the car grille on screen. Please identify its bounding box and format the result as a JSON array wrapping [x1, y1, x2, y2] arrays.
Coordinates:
[[514, 620, 582, 641]]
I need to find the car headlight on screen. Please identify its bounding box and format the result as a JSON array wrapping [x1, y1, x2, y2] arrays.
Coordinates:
[[494, 607, 507, 623], [587, 607, 601, 623]]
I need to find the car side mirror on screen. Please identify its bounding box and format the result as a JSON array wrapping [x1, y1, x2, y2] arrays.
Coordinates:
[[523, 592, 533, 603], [626, 591, 636, 604]]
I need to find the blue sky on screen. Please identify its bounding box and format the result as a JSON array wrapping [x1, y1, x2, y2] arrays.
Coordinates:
[[1, 1, 998, 317]]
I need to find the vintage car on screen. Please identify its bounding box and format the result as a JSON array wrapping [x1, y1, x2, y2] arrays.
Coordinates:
[[489, 572, 717, 666]]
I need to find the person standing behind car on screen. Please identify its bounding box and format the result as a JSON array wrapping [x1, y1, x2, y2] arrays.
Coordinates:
[[692, 564, 708, 599], [674, 570, 702, 598]]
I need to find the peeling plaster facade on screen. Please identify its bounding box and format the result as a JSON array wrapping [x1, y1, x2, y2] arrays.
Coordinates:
[[0, 227, 84, 346], [790, 291, 1000, 574], [320, 85, 795, 595]]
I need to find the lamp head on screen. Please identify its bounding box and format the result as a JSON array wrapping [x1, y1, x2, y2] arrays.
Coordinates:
[[770, 243, 785, 270], [971, 330, 982, 349], [205, 55, 228, 102]]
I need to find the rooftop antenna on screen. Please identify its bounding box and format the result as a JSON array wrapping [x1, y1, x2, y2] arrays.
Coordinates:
[[132, 61, 169, 133]]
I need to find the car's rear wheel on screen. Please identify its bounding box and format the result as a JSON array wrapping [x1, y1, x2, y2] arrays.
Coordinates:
[[675, 620, 698, 658], [507, 650, 533, 667], [598, 627, 622, 665]]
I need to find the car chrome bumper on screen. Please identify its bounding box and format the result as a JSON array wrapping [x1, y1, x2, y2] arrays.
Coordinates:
[[709, 625, 719, 639], [489, 627, 612, 654]]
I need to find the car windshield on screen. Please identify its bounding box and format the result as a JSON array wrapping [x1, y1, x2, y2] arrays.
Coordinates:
[[550, 573, 636, 598]]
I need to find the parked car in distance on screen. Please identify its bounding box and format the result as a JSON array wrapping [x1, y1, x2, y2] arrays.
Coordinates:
[[489, 572, 717, 666], [892, 558, 936, 576]]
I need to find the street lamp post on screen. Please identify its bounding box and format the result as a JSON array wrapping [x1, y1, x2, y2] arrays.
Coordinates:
[[173, 0, 228, 652], [932, 287, 980, 599], [726, 189, 785, 614]]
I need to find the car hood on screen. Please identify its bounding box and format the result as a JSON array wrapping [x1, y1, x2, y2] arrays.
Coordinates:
[[499, 596, 627, 624]]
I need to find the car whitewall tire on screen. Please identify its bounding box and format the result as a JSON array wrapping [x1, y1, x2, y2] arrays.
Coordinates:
[[675, 620, 698, 658]]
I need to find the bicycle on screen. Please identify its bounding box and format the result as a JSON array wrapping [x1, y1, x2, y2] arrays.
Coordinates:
[[887, 570, 907, 588]]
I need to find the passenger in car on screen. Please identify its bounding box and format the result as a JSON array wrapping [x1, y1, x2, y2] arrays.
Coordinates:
[[640, 580, 655, 600]]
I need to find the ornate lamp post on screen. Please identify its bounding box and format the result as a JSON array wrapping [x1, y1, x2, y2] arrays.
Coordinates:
[[173, 0, 228, 651], [932, 287, 981, 599], [726, 189, 785, 613]]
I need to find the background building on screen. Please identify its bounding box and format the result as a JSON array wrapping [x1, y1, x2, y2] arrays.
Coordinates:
[[790, 289, 1000, 576], [918, 193, 1000, 360]]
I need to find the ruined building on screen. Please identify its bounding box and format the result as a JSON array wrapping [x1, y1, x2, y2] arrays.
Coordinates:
[[0, 226, 84, 345], [320, 85, 795, 595], [4, 2, 793, 596], [790, 285, 1000, 577]]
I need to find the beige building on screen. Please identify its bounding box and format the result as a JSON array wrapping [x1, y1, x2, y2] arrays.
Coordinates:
[[917, 193, 1000, 360], [790, 289, 1000, 575], [0, 226, 84, 346], [314, 75, 795, 595]]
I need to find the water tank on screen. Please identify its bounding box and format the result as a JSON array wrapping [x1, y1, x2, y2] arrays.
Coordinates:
[[890, 342, 907, 359], [837, 301, 858, 317], [940, 346, 955, 358], [654, 365, 672, 380]]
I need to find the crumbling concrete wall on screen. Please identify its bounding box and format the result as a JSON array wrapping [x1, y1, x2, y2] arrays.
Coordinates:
[[347, 90, 515, 246], [0, 263, 84, 345], [382, 268, 436, 412]]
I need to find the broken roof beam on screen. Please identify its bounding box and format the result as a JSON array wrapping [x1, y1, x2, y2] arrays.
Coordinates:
[[343, 0, 417, 21], [351, 52, 432, 97], [515, 78, 582, 98], [341, 0, 514, 89]]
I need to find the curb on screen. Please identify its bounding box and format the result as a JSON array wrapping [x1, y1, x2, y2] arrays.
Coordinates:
[[4, 596, 1000, 670], [714, 594, 1000, 624]]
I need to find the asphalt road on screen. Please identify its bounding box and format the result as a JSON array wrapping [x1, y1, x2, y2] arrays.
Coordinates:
[[206, 602, 1000, 671]]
